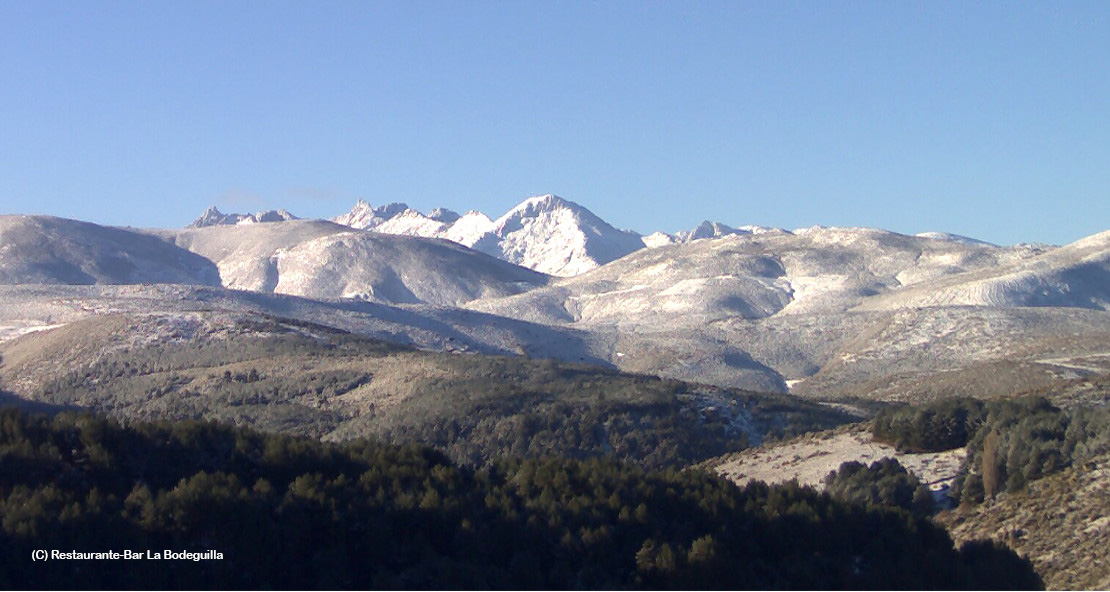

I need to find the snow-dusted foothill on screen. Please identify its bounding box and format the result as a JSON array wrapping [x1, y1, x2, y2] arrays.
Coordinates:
[[0, 215, 221, 286], [163, 220, 548, 307]]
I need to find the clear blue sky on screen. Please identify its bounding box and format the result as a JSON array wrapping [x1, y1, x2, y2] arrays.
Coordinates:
[[2, 1, 1108, 245]]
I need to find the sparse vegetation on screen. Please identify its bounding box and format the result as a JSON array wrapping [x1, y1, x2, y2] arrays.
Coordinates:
[[1, 313, 853, 470], [938, 450, 1110, 590]]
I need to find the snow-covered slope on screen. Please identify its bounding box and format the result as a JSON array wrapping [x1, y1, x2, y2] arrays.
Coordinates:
[[467, 195, 646, 277], [914, 231, 996, 247], [331, 195, 643, 276], [443, 211, 496, 245], [473, 226, 1039, 326], [190, 206, 299, 227], [0, 283, 609, 366], [0, 215, 221, 286], [164, 220, 548, 306], [860, 230, 1110, 311], [641, 231, 676, 248], [463, 226, 1076, 391]]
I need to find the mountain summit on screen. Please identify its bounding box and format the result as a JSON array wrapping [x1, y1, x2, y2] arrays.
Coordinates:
[[190, 206, 298, 228], [468, 194, 645, 277], [330, 194, 644, 276]]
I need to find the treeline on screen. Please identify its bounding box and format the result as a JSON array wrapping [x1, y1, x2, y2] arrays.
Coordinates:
[[0, 408, 1040, 589], [872, 396, 1110, 504]]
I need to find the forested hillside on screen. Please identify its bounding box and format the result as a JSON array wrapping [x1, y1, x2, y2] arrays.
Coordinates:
[[0, 409, 1040, 589]]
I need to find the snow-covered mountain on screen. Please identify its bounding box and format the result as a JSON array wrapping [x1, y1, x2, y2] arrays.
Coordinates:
[[0, 215, 221, 286], [332, 201, 415, 231], [190, 199, 1005, 281], [464, 225, 1097, 391], [467, 195, 646, 277], [190, 206, 299, 228], [164, 220, 547, 306], [861, 229, 1110, 311], [914, 231, 998, 247], [330, 195, 643, 277], [330, 200, 495, 248], [675, 220, 783, 242], [11, 198, 1110, 403], [470, 226, 1041, 326]]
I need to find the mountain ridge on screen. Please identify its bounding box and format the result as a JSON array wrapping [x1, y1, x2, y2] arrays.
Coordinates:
[[190, 206, 299, 227], [189, 195, 1014, 277], [5, 201, 1110, 400]]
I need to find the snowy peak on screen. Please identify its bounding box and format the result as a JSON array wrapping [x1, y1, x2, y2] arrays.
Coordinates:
[[473, 194, 645, 277], [331, 200, 461, 240], [642, 220, 785, 247], [504, 194, 578, 217], [641, 231, 676, 248], [428, 208, 461, 224], [914, 231, 996, 247], [329, 195, 645, 276], [445, 211, 495, 246], [679, 220, 747, 242], [331, 200, 411, 230], [189, 206, 298, 228]]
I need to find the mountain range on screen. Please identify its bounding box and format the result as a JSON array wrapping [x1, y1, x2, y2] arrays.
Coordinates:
[[0, 194, 1104, 403], [192, 194, 789, 277]]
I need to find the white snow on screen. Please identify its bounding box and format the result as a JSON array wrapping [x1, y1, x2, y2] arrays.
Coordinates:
[[190, 206, 298, 228], [331, 194, 645, 277], [915, 231, 996, 247]]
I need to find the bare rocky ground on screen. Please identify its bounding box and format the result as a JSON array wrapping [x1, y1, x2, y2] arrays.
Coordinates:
[[703, 424, 965, 494]]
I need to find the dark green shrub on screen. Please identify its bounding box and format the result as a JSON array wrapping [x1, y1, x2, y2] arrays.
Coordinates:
[[954, 397, 1110, 504], [872, 397, 986, 452], [824, 458, 935, 518]]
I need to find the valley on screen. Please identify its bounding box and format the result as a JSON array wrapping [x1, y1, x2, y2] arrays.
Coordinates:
[[3, 196, 1110, 588]]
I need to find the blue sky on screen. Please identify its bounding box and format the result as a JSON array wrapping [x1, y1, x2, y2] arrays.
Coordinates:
[[1, 1, 1107, 245]]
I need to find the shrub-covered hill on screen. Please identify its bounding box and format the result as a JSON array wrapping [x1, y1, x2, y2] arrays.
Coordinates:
[[0, 408, 1041, 590], [0, 312, 852, 469], [938, 450, 1110, 590], [860, 394, 1110, 587]]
